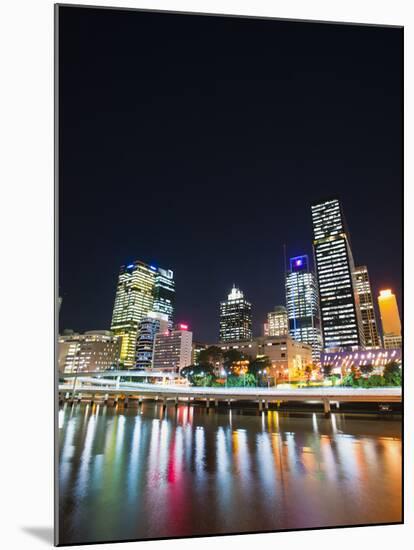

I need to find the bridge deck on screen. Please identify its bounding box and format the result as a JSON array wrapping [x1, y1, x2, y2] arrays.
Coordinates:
[[58, 383, 401, 403]]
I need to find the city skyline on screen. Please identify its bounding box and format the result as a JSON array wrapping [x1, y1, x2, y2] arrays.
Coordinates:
[[59, 8, 402, 343], [59, 195, 402, 349], [59, 197, 400, 349]]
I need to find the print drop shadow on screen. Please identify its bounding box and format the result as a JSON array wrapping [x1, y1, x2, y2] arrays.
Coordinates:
[[21, 526, 54, 545]]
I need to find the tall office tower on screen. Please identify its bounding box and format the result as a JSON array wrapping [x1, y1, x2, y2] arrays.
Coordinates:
[[153, 325, 193, 371], [285, 255, 323, 362], [135, 311, 169, 370], [220, 285, 252, 342], [153, 267, 175, 325], [311, 198, 364, 351], [267, 306, 288, 337], [378, 289, 402, 349], [354, 266, 381, 348], [110, 260, 175, 368], [110, 261, 156, 367]]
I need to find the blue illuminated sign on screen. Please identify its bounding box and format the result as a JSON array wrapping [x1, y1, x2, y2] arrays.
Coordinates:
[[290, 255, 308, 272]]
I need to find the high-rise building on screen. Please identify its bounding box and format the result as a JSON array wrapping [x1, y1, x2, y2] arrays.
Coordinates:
[[110, 260, 175, 368], [311, 198, 364, 351], [152, 325, 193, 372], [354, 266, 380, 348], [378, 289, 402, 349], [266, 306, 288, 337], [58, 330, 121, 373], [135, 311, 169, 370], [153, 267, 175, 325], [285, 255, 323, 363], [220, 285, 252, 342]]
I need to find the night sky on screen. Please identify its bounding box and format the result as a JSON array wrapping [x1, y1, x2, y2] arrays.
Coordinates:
[[58, 6, 403, 343]]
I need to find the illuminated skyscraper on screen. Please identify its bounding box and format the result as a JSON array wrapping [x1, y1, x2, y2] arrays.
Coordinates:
[[285, 255, 322, 362], [378, 289, 402, 349], [153, 267, 175, 325], [110, 260, 175, 368], [354, 266, 380, 348], [220, 285, 252, 342], [311, 198, 364, 351], [266, 306, 288, 337]]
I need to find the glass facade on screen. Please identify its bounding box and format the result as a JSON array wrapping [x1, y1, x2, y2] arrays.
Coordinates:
[[110, 260, 174, 368], [135, 311, 169, 370], [285, 255, 322, 363], [219, 286, 252, 342], [311, 199, 364, 351], [153, 267, 175, 326], [354, 266, 380, 348]]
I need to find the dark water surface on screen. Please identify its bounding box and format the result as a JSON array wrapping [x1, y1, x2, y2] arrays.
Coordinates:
[[58, 402, 402, 545]]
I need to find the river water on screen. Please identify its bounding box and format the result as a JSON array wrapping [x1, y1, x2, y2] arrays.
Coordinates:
[[58, 402, 402, 545]]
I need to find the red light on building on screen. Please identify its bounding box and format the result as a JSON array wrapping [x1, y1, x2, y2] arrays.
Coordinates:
[[179, 323, 188, 330]]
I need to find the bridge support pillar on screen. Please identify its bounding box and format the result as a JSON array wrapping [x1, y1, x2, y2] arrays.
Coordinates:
[[214, 399, 218, 407], [90, 394, 95, 404], [174, 397, 178, 407], [124, 396, 129, 408], [258, 400, 263, 412], [336, 401, 340, 409], [206, 398, 210, 409], [138, 397, 142, 406], [323, 399, 331, 415], [104, 393, 109, 404], [265, 401, 269, 411]]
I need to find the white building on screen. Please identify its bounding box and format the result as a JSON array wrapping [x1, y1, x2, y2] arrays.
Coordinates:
[[152, 326, 193, 372]]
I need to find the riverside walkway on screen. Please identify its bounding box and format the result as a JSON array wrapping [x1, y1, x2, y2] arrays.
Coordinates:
[[58, 372, 401, 413]]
